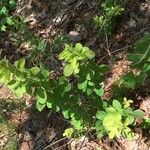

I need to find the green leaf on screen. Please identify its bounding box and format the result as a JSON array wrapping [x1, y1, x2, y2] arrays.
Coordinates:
[[95, 120, 103, 129], [60, 81, 71, 92], [70, 58, 79, 74], [143, 63, 150, 72], [82, 46, 90, 53], [74, 62, 79, 74], [134, 34, 150, 54], [125, 115, 134, 125], [94, 88, 104, 96], [88, 81, 95, 86], [15, 58, 25, 70], [106, 107, 116, 113], [75, 43, 83, 53], [29, 67, 40, 75], [8, 80, 20, 89], [102, 101, 108, 108], [25, 82, 34, 95], [99, 64, 109, 74], [132, 110, 144, 118], [0, 67, 13, 83], [0, 7, 8, 16], [128, 54, 141, 63], [36, 101, 46, 112], [96, 111, 107, 120], [9, 81, 27, 99], [40, 68, 49, 78], [135, 72, 146, 86], [0, 25, 6, 31], [122, 72, 136, 89], [122, 127, 134, 140], [58, 51, 66, 60], [78, 80, 88, 92], [15, 69, 26, 81], [47, 93, 61, 111], [15, 86, 26, 99], [6, 17, 14, 25], [71, 118, 83, 130], [86, 88, 93, 95], [70, 57, 77, 70], [123, 107, 133, 116], [46, 101, 52, 108], [63, 128, 74, 137], [112, 100, 122, 111], [63, 110, 70, 119], [63, 64, 74, 77], [82, 47, 95, 59], [86, 73, 91, 80], [108, 130, 117, 139], [58, 44, 72, 61], [36, 87, 47, 104]]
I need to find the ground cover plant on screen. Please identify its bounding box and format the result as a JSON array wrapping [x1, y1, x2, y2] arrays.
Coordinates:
[[0, 0, 150, 149]]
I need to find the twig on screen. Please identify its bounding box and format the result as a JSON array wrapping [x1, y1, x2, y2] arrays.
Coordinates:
[[53, 139, 73, 150], [96, 45, 130, 65], [104, 29, 112, 59], [44, 137, 68, 150]]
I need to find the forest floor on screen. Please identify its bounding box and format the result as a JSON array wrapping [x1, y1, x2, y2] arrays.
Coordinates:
[[0, 0, 150, 150]]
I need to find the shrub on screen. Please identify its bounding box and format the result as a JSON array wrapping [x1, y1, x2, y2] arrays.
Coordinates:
[[0, 42, 145, 140]]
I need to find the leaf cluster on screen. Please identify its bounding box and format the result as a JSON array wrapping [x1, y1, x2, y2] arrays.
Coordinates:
[[0, 0, 16, 31], [95, 98, 144, 139], [93, 0, 124, 34], [59, 43, 95, 76]]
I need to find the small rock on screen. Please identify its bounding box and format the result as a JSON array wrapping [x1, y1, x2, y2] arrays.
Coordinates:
[[67, 31, 83, 42]]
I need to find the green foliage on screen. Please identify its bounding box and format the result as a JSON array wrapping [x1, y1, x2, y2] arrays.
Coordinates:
[[120, 34, 150, 89], [95, 99, 144, 139], [93, 0, 124, 34], [0, 0, 148, 146], [142, 118, 150, 129], [59, 43, 95, 76], [0, 42, 145, 140], [128, 34, 150, 74], [120, 72, 146, 89], [63, 128, 74, 138], [0, 58, 55, 109], [0, 0, 16, 31], [77, 62, 108, 96]]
